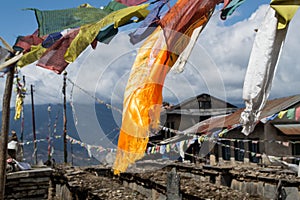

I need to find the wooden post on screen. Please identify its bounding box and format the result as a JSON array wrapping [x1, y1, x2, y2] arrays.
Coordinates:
[[244, 141, 249, 163], [63, 71, 68, 164], [218, 142, 223, 164], [0, 66, 14, 199], [230, 140, 235, 165], [19, 75, 25, 161], [31, 84, 37, 165], [166, 168, 181, 200]]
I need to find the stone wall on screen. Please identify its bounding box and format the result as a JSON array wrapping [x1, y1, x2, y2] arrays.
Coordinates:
[[5, 168, 53, 200], [230, 166, 300, 200], [51, 163, 300, 199]]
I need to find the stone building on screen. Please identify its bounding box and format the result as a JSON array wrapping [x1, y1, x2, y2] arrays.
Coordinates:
[[185, 94, 300, 165], [160, 93, 238, 131]]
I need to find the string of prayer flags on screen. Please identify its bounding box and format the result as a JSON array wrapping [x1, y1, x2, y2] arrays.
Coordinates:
[[166, 144, 171, 153], [260, 113, 278, 124], [282, 141, 289, 147], [64, 4, 149, 63], [296, 107, 300, 121], [278, 110, 288, 119], [287, 108, 295, 120], [16, 4, 149, 73], [37, 25, 119, 73]]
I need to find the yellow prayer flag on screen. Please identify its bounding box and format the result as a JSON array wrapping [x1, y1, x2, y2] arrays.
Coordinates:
[[278, 110, 288, 119], [271, 0, 300, 29], [64, 4, 149, 63], [14, 96, 23, 120], [17, 44, 47, 67]]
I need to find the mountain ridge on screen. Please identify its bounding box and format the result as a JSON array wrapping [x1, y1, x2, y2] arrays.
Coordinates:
[[1, 103, 120, 166]]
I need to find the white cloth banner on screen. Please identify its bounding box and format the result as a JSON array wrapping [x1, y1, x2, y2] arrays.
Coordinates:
[[87, 144, 92, 158], [179, 140, 185, 161], [171, 9, 213, 73], [240, 7, 288, 135], [171, 26, 203, 73]]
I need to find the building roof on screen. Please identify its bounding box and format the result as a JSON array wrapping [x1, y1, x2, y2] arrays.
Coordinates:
[[185, 94, 300, 134], [273, 124, 300, 135], [169, 93, 237, 110]]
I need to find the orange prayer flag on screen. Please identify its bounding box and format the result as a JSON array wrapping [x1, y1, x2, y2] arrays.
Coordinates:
[[113, 0, 223, 174]]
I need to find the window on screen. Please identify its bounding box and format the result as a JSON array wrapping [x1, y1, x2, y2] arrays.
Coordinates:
[[166, 122, 175, 129], [222, 140, 231, 160], [199, 101, 211, 109], [234, 141, 244, 161], [249, 141, 259, 163], [292, 142, 300, 164]]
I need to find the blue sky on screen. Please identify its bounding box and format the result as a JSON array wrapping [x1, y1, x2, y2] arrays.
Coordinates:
[[1, 0, 299, 109]]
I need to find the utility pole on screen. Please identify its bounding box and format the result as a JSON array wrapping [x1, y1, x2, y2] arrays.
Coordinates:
[[63, 71, 68, 164], [71, 143, 73, 166], [47, 104, 52, 161], [0, 65, 14, 199], [31, 84, 37, 165]]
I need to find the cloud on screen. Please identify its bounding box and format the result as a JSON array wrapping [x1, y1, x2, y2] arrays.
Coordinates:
[[194, 5, 300, 105], [1, 5, 300, 110]]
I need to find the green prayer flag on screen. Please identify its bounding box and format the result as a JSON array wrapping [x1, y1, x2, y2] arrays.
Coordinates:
[[27, 1, 127, 36], [27, 7, 110, 36], [286, 108, 295, 119], [104, 1, 127, 12]]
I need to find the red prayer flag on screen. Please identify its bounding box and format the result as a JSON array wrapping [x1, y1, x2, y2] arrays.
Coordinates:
[[37, 29, 80, 74], [160, 0, 223, 53], [296, 106, 300, 121], [115, 0, 147, 6], [13, 30, 45, 53]]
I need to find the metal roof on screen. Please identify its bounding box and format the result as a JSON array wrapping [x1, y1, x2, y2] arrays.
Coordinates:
[[274, 124, 300, 135]]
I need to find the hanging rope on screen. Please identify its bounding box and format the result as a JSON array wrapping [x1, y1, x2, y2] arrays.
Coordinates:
[[67, 77, 123, 114]]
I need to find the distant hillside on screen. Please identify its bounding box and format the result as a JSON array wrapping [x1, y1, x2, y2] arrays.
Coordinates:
[[1, 103, 121, 166]]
